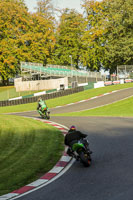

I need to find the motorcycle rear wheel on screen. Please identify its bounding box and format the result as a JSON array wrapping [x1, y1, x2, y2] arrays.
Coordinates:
[[46, 112, 50, 119], [79, 151, 91, 167]]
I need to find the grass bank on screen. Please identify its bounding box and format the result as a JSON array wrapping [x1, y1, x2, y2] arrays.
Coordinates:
[[0, 83, 133, 114], [0, 86, 44, 101], [0, 115, 64, 196]]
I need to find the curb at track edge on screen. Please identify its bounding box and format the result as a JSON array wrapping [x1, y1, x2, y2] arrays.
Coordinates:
[[0, 118, 73, 200]]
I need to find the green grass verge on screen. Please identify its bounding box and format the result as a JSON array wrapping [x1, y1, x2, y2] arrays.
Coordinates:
[[0, 83, 133, 114], [0, 115, 64, 196], [53, 96, 133, 117]]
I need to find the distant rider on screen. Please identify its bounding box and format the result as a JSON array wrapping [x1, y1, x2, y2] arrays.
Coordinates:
[[64, 125, 92, 157], [37, 97, 48, 116]]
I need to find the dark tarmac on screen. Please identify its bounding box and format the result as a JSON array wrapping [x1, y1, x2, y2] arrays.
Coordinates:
[[12, 87, 133, 200]]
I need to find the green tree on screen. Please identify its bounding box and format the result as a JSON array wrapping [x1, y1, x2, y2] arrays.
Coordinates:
[[36, 0, 54, 19], [0, 0, 30, 85], [102, 0, 133, 73], [81, 0, 133, 73], [0, 0, 56, 85], [81, 0, 106, 71], [53, 8, 85, 68], [30, 0, 56, 65], [27, 12, 56, 65]]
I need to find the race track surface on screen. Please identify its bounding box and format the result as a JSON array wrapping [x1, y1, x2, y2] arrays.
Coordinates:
[[13, 87, 133, 116], [12, 88, 133, 200]]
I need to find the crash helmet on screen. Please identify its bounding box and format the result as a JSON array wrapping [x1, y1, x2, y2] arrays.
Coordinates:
[[70, 125, 76, 131], [38, 97, 42, 102]]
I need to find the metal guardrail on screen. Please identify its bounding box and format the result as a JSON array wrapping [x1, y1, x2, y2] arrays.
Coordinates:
[[0, 87, 84, 107]]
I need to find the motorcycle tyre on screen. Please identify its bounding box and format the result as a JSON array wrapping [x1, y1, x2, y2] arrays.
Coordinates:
[[41, 114, 45, 119], [46, 112, 50, 120], [79, 151, 91, 167], [40, 111, 47, 119]]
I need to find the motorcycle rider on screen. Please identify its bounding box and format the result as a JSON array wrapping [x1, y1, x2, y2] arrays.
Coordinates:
[[64, 125, 92, 157], [37, 97, 48, 116]]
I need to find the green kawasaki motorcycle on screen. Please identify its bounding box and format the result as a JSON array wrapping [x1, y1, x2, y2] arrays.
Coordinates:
[[38, 104, 50, 120], [72, 140, 92, 167]]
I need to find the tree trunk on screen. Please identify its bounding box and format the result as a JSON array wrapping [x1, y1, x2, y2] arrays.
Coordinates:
[[1, 75, 6, 86], [6, 78, 9, 86]]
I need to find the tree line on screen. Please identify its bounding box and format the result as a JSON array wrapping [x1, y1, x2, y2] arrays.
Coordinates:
[[0, 0, 132, 85]]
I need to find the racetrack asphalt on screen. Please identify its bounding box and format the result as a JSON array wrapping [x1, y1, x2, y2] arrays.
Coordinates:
[[6, 87, 133, 200], [11, 87, 133, 116]]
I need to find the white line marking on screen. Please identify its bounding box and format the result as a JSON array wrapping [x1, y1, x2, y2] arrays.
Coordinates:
[[71, 94, 133, 113], [27, 179, 48, 187], [60, 156, 71, 162], [0, 193, 18, 200], [90, 96, 98, 99], [103, 93, 110, 95], [78, 100, 86, 103], [52, 125, 62, 128], [12, 159, 75, 200], [111, 90, 117, 93], [49, 166, 64, 173], [67, 103, 74, 105]]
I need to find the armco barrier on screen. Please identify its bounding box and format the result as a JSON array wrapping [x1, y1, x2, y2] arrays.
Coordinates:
[[0, 87, 84, 107]]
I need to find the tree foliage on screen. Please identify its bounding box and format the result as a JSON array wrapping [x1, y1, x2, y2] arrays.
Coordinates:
[[36, 0, 54, 19], [0, 0, 30, 84], [102, 0, 133, 73], [29, 12, 56, 65], [0, 0, 132, 85], [80, 0, 133, 72], [81, 0, 106, 71], [0, 0, 55, 84], [53, 9, 85, 68]]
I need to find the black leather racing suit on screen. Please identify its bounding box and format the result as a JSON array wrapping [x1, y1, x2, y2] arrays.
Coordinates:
[[64, 130, 89, 156]]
